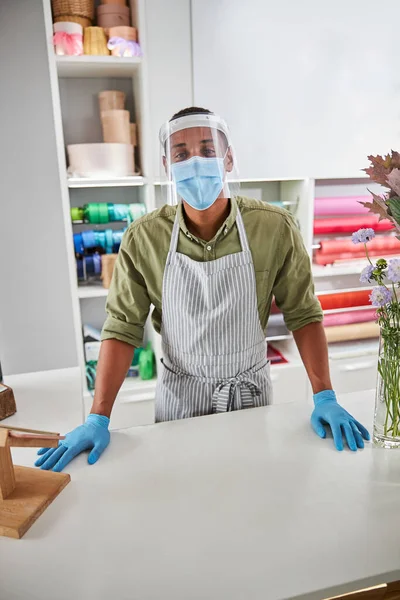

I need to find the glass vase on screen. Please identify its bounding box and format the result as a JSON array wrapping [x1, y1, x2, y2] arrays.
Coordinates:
[[373, 327, 400, 448]]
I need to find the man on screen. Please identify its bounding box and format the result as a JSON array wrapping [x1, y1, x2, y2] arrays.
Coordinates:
[[36, 107, 369, 472]]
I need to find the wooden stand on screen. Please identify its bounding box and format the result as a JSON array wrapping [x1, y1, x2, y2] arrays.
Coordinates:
[[0, 384, 17, 420], [0, 427, 70, 539]]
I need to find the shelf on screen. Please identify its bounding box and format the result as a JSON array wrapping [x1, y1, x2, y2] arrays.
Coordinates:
[[56, 55, 142, 78], [78, 286, 108, 299], [67, 175, 146, 188]]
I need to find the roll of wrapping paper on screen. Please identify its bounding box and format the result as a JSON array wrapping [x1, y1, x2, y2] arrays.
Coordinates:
[[314, 215, 393, 236], [320, 236, 400, 255], [325, 321, 379, 343], [323, 308, 376, 328], [315, 236, 400, 265], [314, 196, 370, 216], [318, 289, 372, 311], [315, 248, 400, 265]]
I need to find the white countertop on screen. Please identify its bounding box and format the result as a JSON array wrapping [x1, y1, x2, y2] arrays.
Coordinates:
[[1, 368, 400, 600]]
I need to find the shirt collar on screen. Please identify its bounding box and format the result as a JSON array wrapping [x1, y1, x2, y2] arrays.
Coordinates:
[[177, 197, 238, 243]]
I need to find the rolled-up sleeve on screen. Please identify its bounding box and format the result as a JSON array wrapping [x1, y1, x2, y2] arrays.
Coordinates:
[[101, 228, 151, 347], [273, 214, 323, 331]]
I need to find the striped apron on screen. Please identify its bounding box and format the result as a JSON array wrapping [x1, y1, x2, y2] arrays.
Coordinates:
[[155, 207, 272, 422]]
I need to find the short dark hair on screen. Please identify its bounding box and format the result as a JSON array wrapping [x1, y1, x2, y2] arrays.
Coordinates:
[[169, 106, 228, 149], [170, 106, 213, 121]]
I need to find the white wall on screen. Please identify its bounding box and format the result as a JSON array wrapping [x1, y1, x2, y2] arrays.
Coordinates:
[[145, 0, 193, 176], [191, 0, 400, 180], [0, 0, 78, 375]]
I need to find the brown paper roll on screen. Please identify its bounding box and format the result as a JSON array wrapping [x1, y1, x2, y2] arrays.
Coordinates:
[[98, 90, 126, 112], [325, 321, 379, 343], [101, 109, 130, 144], [101, 254, 118, 289], [130, 123, 137, 146]]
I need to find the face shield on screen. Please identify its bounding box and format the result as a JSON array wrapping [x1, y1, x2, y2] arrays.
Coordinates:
[[159, 113, 240, 209]]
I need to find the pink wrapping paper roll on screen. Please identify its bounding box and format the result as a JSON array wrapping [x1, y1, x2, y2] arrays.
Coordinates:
[[314, 196, 370, 216], [323, 308, 376, 328]]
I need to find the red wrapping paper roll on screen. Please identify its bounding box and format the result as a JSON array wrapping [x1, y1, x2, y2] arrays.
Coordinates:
[[318, 289, 372, 310], [323, 308, 376, 327], [319, 236, 400, 255], [315, 236, 400, 265], [314, 215, 393, 236]]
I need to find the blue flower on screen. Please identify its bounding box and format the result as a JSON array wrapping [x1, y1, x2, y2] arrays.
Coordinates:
[[352, 228, 376, 244], [387, 258, 400, 283], [360, 264, 375, 284], [369, 286, 392, 307]]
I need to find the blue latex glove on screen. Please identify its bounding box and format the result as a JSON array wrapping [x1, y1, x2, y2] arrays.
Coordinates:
[[35, 414, 110, 472], [311, 390, 370, 451]]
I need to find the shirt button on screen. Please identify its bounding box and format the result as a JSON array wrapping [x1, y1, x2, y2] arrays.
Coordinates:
[[224, 228, 228, 235], [207, 245, 212, 251]]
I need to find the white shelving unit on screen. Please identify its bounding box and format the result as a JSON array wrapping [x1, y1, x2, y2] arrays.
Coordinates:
[[43, 0, 158, 415], [55, 55, 141, 78], [67, 176, 146, 189]]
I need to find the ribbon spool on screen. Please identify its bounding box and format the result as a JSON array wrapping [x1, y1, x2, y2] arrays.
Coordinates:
[[74, 233, 84, 254], [71, 207, 84, 222]]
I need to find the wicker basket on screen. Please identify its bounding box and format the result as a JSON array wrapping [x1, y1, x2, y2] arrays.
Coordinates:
[[83, 27, 109, 56], [52, 0, 94, 19], [54, 14, 91, 28]]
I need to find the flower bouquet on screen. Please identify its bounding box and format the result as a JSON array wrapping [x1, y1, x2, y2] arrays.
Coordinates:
[[353, 151, 400, 447]]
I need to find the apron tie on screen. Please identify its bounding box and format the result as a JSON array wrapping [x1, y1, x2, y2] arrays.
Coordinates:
[[212, 373, 262, 414]]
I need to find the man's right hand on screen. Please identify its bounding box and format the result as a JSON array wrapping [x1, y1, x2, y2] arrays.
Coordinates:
[[35, 414, 110, 472]]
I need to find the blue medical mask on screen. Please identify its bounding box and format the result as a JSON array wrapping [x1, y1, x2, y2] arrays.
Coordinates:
[[170, 155, 226, 211]]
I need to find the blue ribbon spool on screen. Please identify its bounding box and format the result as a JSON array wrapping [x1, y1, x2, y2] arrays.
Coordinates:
[[74, 233, 84, 254], [81, 230, 97, 249], [76, 258, 84, 280], [93, 253, 102, 275], [105, 229, 114, 254], [85, 255, 95, 276]]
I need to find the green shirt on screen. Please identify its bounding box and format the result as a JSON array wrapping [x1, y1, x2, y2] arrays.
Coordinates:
[[101, 196, 323, 347]]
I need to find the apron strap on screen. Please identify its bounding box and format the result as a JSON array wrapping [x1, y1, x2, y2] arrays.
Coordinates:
[[235, 207, 250, 252], [169, 210, 181, 254]]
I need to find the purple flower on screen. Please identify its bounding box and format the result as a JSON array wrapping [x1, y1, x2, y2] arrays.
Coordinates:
[[360, 264, 375, 284], [387, 258, 400, 283], [352, 228, 376, 244], [369, 286, 392, 307]]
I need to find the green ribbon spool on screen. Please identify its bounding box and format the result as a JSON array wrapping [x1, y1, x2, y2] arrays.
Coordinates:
[[84, 203, 110, 224], [71, 207, 84, 222]]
